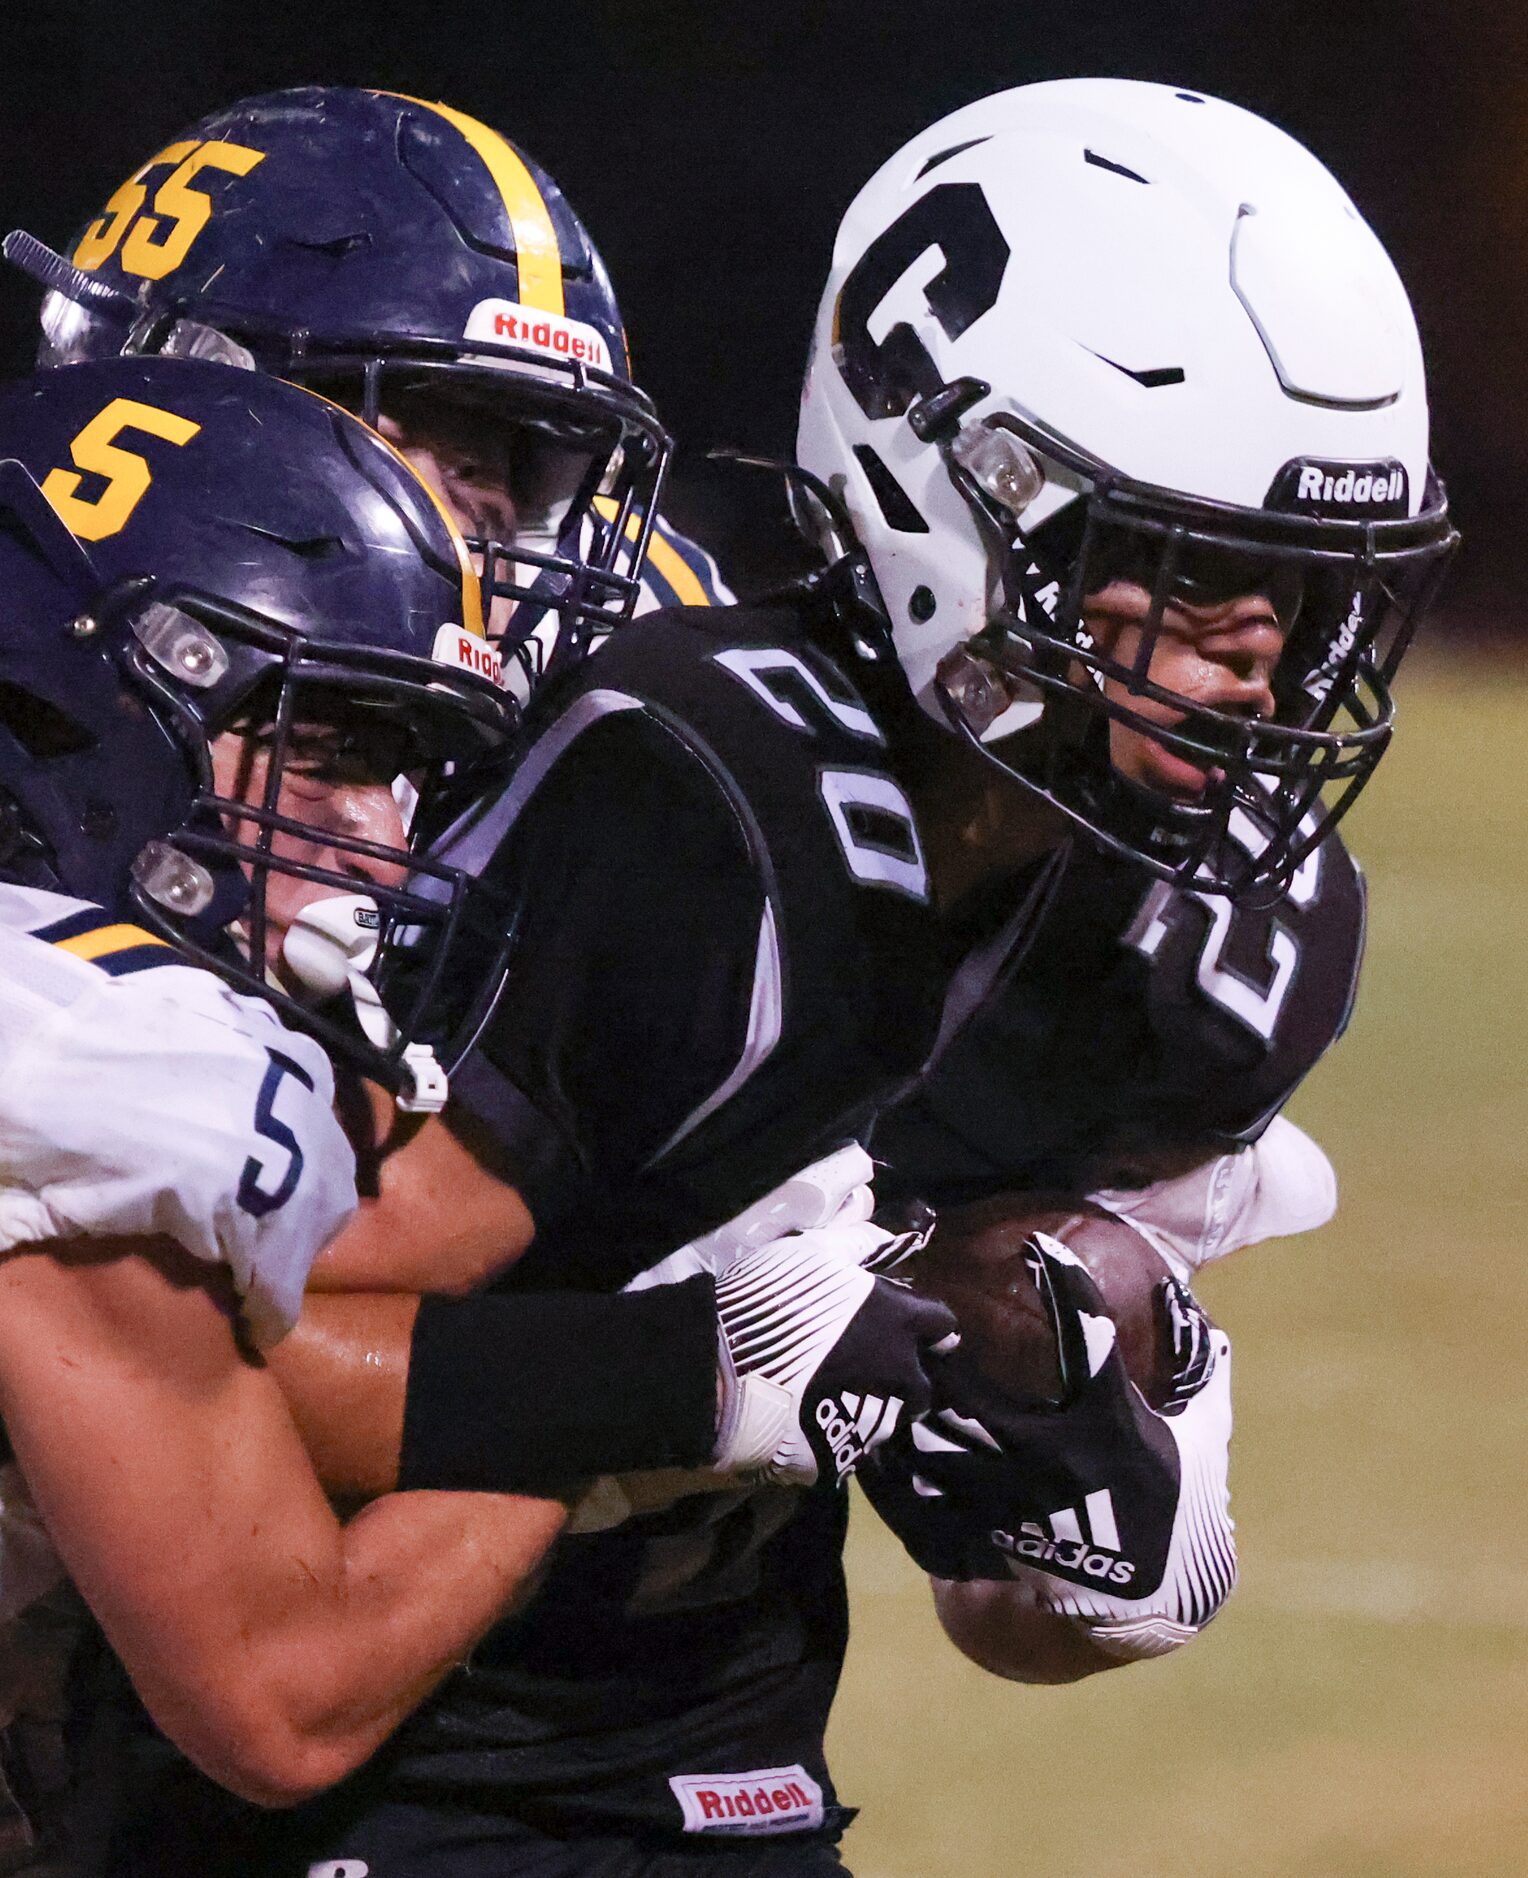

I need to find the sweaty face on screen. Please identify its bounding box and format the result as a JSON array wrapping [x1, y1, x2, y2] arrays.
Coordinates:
[[209, 716, 410, 988], [1081, 581, 1287, 800]]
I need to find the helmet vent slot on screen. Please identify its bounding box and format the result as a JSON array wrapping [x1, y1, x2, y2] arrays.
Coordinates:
[[1086, 351, 1186, 389], [288, 232, 372, 260], [237, 523, 347, 561], [916, 137, 991, 180], [852, 445, 928, 535], [0, 680, 93, 758], [1083, 149, 1150, 185]]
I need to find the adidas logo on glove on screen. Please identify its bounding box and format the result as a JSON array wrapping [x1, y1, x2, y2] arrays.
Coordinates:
[[993, 1488, 1137, 1587], [816, 1392, 904, 1481]]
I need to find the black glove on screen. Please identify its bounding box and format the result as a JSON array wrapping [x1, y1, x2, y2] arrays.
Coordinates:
[[715, 1229, 960, 1489], [859, 1232, 1222, 1594]]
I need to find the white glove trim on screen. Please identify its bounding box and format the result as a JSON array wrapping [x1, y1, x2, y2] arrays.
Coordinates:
[[1007, 1330, 1237, 1650]]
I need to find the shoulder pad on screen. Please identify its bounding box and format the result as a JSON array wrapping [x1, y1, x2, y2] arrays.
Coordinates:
[[887, 827, 1366, 1201], [0, 948, 354, 1343], [633, 515, 735, 611], [26, 901, 178, 980]]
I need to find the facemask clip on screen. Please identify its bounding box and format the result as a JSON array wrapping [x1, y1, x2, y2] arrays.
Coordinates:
[[132, 840, 216, 916], [950, 422, 1044, 519], [397, 1044, 448, 1114]]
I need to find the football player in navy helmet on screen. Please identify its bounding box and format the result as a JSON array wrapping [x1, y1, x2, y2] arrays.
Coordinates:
[[9, 86, 731, 701], [0, 352, 583, 1844], [96, 82, 1456, 1878], [0, 353, 953, 1866], [0, 355, 522, 1109]]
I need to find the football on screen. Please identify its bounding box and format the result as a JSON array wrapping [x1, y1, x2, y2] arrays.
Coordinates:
[[901, 1194, 1190, 1412]]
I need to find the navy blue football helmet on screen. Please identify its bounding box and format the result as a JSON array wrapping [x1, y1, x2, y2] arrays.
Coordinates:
[[0, 354, 515, 1100], [11, 86, 671, 692]]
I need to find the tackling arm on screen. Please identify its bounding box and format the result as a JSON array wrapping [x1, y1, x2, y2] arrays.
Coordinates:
[[0, 1239, 566, 1808], [275, 1138, 958, 1512], [274, 1104, 539, 1498], [306, 1096, 537, 1297]]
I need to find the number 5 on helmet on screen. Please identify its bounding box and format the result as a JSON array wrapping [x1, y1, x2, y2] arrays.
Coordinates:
[[0, 354, 516, 1108]]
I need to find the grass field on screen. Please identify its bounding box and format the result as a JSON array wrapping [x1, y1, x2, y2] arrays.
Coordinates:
[[830, 658, 1528, 1878]]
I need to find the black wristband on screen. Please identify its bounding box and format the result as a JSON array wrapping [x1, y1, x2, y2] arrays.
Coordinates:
[[398, 1275, 720, 1495]]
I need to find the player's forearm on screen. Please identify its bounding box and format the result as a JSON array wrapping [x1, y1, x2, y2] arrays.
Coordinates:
[[931, 1578, 1121, 1683], [275, 1300, 740, 1529], [201, 1487, 567, 1803], [278, 1282, 723, 1502], [267, 1293, 415, 1496], [0, 1246, 563, 1806], [307, 1102, 535, 1295], [114, 1490, 566, 1805]]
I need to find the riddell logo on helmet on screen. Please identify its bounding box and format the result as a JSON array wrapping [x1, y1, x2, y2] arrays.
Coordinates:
[[1266, 457, 1409, 519], [669, 1766, 825, 1836], [431, 623, 503, 688], [1303, 591, 1366, 705], [1296, 466, 1403, 506], [464, 299, 613, 373]]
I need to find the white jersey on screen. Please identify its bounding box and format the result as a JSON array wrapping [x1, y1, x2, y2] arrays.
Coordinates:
[[0, 884, 356, 1347]]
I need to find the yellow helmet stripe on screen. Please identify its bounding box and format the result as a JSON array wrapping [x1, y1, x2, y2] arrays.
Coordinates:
[[53, 923, 171, 962], [388, 94, 564, 317], [643, 528, 711, 609], [387, 440, 489, 638], [593, 499, 710, 608]]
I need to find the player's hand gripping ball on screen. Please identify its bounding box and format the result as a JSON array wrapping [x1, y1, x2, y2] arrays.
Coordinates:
[[898, 1194, 1206, 1410], [861, 1196, 1226, 1590]]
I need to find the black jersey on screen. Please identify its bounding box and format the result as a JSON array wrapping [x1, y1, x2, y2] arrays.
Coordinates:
[[873, 824, 1366, 1206], [108, 600, 988, 1870], [376, 611, 951, 1838], [444, 606, 949, 1284]]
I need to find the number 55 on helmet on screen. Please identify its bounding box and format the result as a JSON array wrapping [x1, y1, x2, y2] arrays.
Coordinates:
[[798, 79, 1457, 901], [9, 86, 670, 694]]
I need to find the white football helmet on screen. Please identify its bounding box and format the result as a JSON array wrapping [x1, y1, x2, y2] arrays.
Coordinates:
[[798, 79, 1456, 899]]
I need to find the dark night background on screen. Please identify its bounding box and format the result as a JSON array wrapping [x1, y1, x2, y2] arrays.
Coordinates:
[[0, 0, 1520, 625]]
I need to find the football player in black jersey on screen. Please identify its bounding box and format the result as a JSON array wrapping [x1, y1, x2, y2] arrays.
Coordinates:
[[103, 81, 1455, 1878], [784, 77, 1452, 1677], [10, 87, 967, 1875]]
